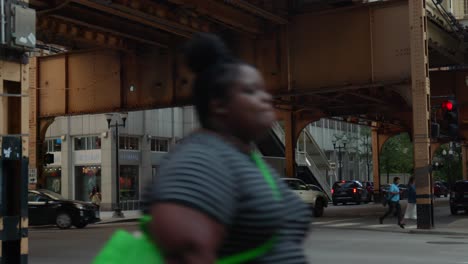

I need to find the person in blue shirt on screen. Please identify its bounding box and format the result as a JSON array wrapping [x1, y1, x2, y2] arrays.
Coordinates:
[[380, 177, 405, 228]]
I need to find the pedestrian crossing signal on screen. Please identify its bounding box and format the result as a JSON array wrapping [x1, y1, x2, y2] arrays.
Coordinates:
[[44, 153, 54, 165]]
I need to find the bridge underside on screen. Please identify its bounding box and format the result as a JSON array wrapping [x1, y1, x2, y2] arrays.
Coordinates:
[[27, 0, 468, 229]]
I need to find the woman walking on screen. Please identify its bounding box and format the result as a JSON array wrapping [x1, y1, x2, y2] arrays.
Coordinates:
[[404, 176, 417, 220], [145, 33, 312, 263]]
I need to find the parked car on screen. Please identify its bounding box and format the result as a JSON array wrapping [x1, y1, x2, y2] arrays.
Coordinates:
[[28, 189, 99, 229], [450, 180, 468, 215], [283, 178, 328, 217], [434, 181, 449, 198], [331, 180, 370, 205]]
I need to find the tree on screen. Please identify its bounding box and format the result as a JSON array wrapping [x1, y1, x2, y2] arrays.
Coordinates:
[[432, 143, 462, 185], [379, 133, 414, 183]]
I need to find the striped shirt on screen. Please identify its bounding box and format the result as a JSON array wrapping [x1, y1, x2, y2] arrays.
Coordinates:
[[147, 132, 312, 263]]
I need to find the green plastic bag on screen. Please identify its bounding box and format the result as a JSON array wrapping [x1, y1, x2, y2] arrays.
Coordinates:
[[93, 152, 278, 264], [93, 228, 164, 264]]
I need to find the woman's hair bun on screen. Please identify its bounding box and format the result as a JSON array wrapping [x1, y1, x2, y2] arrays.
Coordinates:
[[184, 33, 235, 74]]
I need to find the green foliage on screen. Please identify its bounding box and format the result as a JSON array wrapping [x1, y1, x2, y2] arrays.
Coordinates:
[[380, 133, 414, 175], [432, 144, 462, 183]]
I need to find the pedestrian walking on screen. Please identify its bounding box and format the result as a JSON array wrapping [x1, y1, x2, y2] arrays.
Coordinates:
[[380, 177, 405, 228], [142, 33, 312, 263], [404, 176, 417, 220]]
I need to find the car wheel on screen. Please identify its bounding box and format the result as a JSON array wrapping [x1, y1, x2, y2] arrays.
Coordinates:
[[333, 200, 338, 206], [56, 213, 72, 229], [74, 222, 88, 229], [450, 206, 458, 215], [444, 194, 448, 198], [314, 200, 324, 217], [356, 201, 361, 205]]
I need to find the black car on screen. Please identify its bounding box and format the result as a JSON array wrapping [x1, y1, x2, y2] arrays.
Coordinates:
[[450, 181, 468, 215], [28, 189, 99, 229], [332, 180, 370, 205]]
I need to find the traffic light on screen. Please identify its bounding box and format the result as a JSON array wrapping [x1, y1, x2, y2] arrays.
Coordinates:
[[44, 153, 54, 165], [441, 99, 459, 139]]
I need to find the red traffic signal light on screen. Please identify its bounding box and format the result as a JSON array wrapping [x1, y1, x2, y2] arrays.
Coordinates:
[[442, 100, 454, 111]]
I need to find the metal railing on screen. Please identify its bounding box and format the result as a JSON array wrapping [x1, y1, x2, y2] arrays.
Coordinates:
[[299, 130, 331, 170], [271, 122, 285, 145], [296, 151, 332, 199]]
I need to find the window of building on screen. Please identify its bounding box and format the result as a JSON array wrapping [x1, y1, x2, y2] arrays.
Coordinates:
[[465, 0, 468, 15], [75, 166, 101, 201], [74, 136, 101, 150], [120, 165, 139, 201], [44, 167, 62, 194], [119, 136, 139, 150], [45, 138, 62, 152], [150, 138, 169, 152]]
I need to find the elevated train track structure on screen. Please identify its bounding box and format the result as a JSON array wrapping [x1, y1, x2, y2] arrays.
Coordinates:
[[24, 0, 468, 229]]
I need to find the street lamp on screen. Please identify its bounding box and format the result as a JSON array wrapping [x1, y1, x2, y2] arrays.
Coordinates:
[[105, 112, 128, 218], [442, 147, 455, 190], [333, 135, 348, 181]]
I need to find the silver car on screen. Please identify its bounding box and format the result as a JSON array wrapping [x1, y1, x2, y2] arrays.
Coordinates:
[[282, 178, 329, 217]]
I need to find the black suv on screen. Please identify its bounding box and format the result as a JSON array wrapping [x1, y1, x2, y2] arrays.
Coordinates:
[[28, 189, 99, 229], [332, 180, 370, 205], [449, 181, 468, 215]]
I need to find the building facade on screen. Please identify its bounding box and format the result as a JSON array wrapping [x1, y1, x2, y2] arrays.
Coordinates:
[[43, 107, 198, 210], [43, 106, 370, 210]]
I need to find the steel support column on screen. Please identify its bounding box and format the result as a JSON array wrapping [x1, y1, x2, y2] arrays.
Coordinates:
[[462, 144, 468, 181], [284, 111, 296, 178], [371, 127, 381, 198], [409, 0, 433, 229]]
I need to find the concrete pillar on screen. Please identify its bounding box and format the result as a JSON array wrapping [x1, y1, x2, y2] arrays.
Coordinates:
[[409, 0, 433, 229], [61, 134, 71, 198], [462, 144, 468, 181], [284, 111, 296, 177], [100, 130, 114, 211]]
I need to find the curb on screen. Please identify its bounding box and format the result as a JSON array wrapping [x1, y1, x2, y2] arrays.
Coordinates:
[[95, 218, 140, 225]]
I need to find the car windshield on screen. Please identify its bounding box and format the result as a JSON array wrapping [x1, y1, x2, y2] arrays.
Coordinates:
[[38, 189, 64, 200], [454, 182, 468, 192], [284, 180, 309, 190]]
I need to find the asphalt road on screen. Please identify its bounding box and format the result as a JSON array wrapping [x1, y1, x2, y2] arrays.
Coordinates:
[[29, 223, 138, 264], [29, 199, 468, 264], [305, 228, 468, 264], [29, 221, 468, 264]]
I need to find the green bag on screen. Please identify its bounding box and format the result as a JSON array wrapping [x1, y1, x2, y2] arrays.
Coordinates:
[[93, 152, 279, 264]]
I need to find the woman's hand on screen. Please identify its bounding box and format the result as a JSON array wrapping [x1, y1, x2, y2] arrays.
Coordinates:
[[149, 203, 225, 264]]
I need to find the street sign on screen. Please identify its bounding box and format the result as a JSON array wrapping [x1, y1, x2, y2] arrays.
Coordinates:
[[28, 168, 37, 184]]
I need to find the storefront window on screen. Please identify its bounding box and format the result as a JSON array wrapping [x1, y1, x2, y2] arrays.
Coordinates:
[[75, 166, 101, 201], [120, 165, 139, 200], [43, 167, 62, 194]]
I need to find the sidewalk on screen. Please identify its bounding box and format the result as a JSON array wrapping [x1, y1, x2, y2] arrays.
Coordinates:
[[96, 210, 141, 225]]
